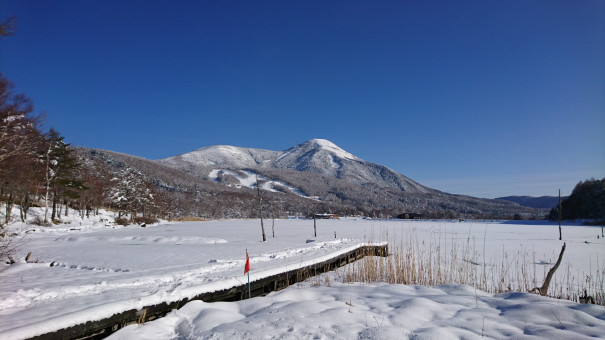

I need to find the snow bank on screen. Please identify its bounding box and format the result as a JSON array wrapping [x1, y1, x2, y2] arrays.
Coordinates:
[[109, 279, 605, 339]]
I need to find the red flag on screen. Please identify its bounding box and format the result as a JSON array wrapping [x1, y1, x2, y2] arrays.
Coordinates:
[[244, 250, 250, 274]]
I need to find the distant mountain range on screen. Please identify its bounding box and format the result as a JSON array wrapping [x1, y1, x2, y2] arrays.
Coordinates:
[[496, 196, 564, 210], [110, 138, 544, 219], [74, 139, 549, 219]]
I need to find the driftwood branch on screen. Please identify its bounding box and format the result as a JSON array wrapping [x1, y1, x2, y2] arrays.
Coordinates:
[[532, 242, 566, 296]]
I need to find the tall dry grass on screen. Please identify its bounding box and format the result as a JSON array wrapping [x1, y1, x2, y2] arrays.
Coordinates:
[[342, 228, 604, 305]]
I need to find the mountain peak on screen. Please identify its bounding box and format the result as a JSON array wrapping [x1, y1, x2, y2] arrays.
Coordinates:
[[303, 138, 359, 161]]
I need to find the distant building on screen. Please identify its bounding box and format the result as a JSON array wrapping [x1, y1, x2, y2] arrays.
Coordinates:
[[314, 213, 339, 219], [396, 213, 424, 219]]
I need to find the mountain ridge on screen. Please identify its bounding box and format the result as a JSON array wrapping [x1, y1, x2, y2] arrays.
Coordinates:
[[158, 138, 431, 193], [76, 143, 545, 219]]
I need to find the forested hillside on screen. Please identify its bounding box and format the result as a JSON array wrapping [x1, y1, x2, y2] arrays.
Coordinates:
[[548, 178, 605, 221]]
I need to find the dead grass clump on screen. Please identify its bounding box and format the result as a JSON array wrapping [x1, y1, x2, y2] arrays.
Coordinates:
[[344, 227, 604, 306], [178, 217, 207, 222], [133, 216, 158, 225]]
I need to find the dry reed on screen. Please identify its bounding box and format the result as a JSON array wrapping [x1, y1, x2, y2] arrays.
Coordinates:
[[342, 227, 604, 305]]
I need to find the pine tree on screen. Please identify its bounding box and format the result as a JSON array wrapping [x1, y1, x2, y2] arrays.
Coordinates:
[[108, 167, 155, 221], [40, 128, 85, 222]]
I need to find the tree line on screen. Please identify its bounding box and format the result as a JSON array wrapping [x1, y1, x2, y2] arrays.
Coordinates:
[[0, 73, 162, 227], [548, 178, 605, 222]]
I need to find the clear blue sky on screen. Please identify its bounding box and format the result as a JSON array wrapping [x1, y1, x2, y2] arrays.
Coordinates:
[[1, 1, 603, 198]]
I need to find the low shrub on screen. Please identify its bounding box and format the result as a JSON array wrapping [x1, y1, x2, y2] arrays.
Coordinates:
[[114, 217, 130, 226], [178, 217, 207, 222], [31, 216, 51, 227]]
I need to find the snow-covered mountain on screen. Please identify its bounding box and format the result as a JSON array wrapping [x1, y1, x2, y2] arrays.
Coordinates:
[[78, 146, 544, 219], [159, 144, 280, 169], [159, 139, 431, 193]]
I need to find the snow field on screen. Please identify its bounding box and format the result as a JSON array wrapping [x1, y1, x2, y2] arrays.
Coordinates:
[[1, 209, 604, 339], [110, 274, 605, 339]]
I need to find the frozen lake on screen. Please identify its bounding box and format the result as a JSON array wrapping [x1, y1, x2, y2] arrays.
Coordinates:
[[1, 215, 603, 339]]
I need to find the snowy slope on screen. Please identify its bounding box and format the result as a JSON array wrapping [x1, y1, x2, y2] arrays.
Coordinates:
[[208, 169, 315, 199], [159, 145, 280, 169]]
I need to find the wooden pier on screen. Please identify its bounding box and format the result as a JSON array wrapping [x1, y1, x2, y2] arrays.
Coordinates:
[[30, 243, 388, 340]]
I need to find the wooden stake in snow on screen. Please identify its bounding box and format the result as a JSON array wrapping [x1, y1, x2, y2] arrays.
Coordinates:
[[558, 189, 562, 241], [255, 175, 266, 242], [313, 215, 317, 237]]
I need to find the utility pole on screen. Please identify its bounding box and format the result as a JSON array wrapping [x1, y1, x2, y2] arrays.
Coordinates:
[[256, 175, 266, 242], [269, 200, 275, 238], [558, 189, 562, 241]]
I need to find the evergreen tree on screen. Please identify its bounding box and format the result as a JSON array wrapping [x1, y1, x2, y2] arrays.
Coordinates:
[[40, 128, 85, 222], [549, 178, 605, 220], [108, 167, 155, 220]]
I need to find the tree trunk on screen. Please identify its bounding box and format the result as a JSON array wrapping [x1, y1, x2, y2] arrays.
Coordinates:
[[51, 190, 57, 221], [44, 143, 52, 223], [22, 193, 29, 221], [535, 243, 566, 296], [5, 191, 13, 225]]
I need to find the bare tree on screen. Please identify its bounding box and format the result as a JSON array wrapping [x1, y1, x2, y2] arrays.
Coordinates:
[[0, 74, 40, 165], [1, 74, 43, 226], [0, 16, 16, 39]]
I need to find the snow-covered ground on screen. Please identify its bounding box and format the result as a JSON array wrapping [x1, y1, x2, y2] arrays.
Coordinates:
[[110, 278, 605, 340], [1, 209, 604, 339]]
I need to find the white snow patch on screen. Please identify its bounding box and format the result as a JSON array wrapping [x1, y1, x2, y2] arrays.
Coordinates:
[[208, 169, 314, 199], [311, 138, 360, 161]]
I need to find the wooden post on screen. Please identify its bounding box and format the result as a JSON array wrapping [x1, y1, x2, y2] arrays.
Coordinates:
[[558, 189, 562, 241], [269, 200, 275, 238], [256, 175, 266, 242], [313, 215, 317, 237]]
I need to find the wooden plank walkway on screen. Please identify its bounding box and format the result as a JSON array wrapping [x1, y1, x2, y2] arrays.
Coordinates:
[[31, 243, 388, 340]]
